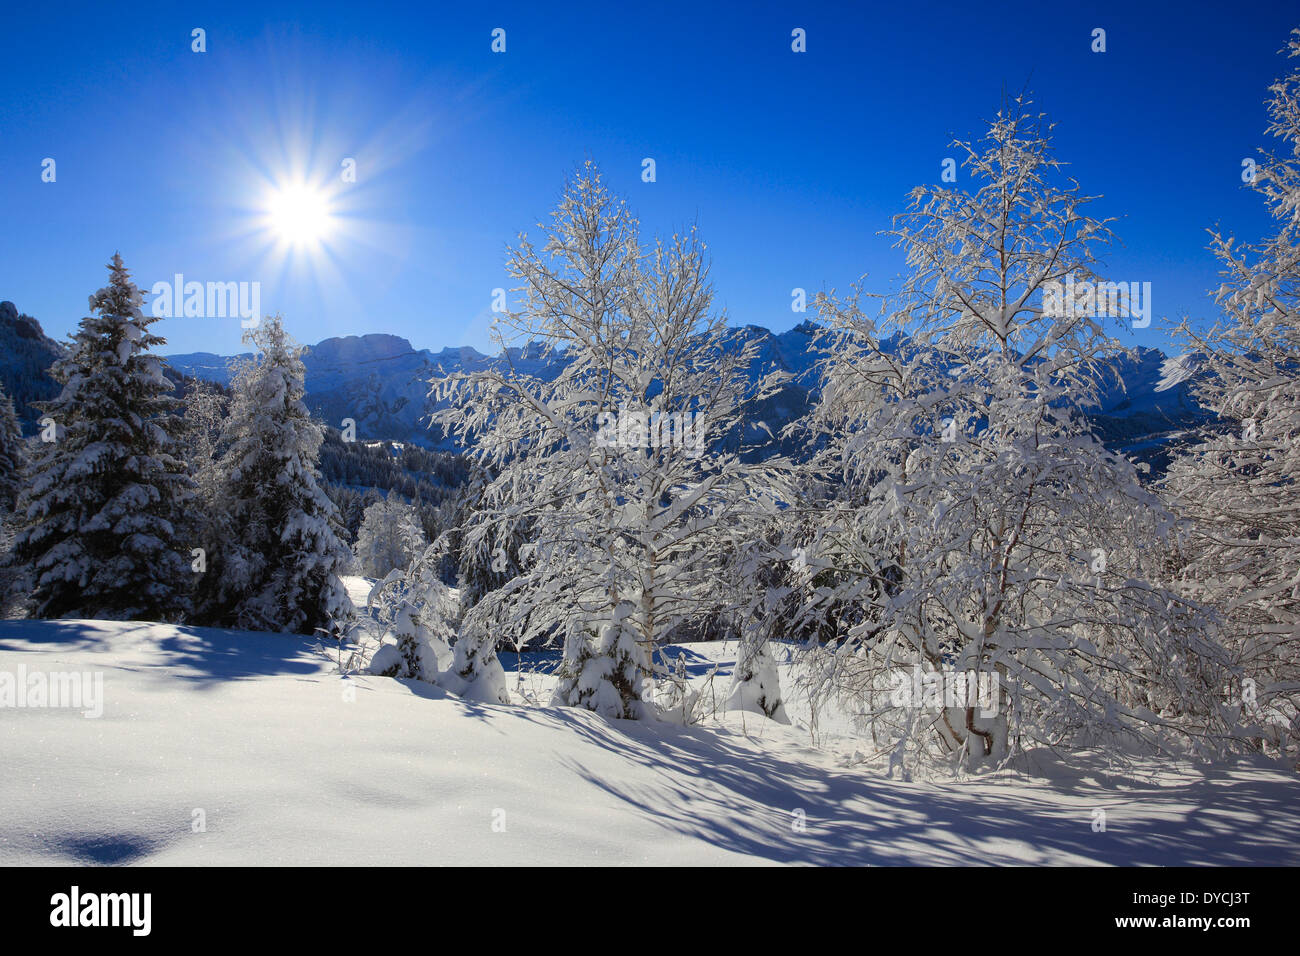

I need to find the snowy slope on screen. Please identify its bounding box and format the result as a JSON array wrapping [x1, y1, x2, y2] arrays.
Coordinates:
[[3, 618, 1296, 866]]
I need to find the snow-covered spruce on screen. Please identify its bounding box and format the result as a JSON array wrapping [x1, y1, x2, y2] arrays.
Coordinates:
[[8, 254, 194, 621], [1161, 32, 1300, 759], [798, 101, 1233, 770], [193, 315, 354, 635], [550, 600, 655, 720], [431, 162, 794, 718], [725, 623, 790, 724], [438, 610, 510, 704], [366, 543, 455, 682]]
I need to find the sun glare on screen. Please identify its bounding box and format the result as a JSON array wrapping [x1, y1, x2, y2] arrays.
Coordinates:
[[265, 183, 334, 246]]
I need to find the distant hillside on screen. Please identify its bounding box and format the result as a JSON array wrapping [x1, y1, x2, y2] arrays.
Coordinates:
[[0, 302, 1208, 474], [0, 301, 217, 434], [168, 324, 1211, 473], [166, 324, 834, 451], [168, 333, 574, 450], [0, 301, 65, 431]]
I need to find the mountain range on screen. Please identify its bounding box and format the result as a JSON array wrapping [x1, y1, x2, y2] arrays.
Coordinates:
[[165, 321, 1209, 469], [0, 302, 1209, 474]]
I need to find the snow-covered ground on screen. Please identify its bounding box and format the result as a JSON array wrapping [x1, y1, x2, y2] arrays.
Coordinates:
[[2, 610, 1298, 866]]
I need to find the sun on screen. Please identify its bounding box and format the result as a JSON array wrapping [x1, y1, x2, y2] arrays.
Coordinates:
[[265, 182, 334, 246]]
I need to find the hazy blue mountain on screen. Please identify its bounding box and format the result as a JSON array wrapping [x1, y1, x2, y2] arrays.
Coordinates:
[[163, 324, 1208, 474], [0, 301, 65, 430], [167, 332, 570, 449], [0, 294, 1210, 474]]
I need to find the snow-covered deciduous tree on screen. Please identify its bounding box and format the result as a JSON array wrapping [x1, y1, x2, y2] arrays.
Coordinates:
[[454, 474, 534, 611], [801, 102, 1233, 770], [8, 254, 194, 621], [179, 378, 228, 568], [432, 162, 792, 716], [195, 315, 354, 635], [353, 495, 427, 578], [1161, 32, 1300, 758], [180, 380, 226, 496]]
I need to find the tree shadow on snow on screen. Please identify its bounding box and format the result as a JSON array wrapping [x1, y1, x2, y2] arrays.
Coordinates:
[[0, 619, 325, 687], [511, 709, 1300, 866]]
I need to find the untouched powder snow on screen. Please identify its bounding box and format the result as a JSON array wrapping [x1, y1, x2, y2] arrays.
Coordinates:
[[2, 618, 1298, 866]]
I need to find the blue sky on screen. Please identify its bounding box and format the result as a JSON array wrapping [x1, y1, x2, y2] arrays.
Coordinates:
[[0, 0, 1295, 357]]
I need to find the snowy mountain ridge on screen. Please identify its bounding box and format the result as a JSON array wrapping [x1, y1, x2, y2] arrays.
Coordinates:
[[0, 300, 1208, 466], [164, 323, 1210, 467]]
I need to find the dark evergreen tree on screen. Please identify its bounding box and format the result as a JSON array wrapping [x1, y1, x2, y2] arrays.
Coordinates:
[[9, 254, 194, 620], [195, 314, 353, 635], [0, 384, 28, 513]]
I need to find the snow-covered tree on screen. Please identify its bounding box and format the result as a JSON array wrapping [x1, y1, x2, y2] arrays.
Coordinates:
[[725, 552, 792, 724], [366, 541, 456, 684], [353, 495, 427, 578], [179, 378, 228, 561], [453, 470, 534, 611], [550, 599, 652, 719], [195, 315, 354, 635], [180, 380, 226, 495], [726, 628, 790, 724], [1161, 31, 1300, 758], [802, 101, 1232, 770], [8, 254, 194, 621], [432, 162, 792, 715]]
